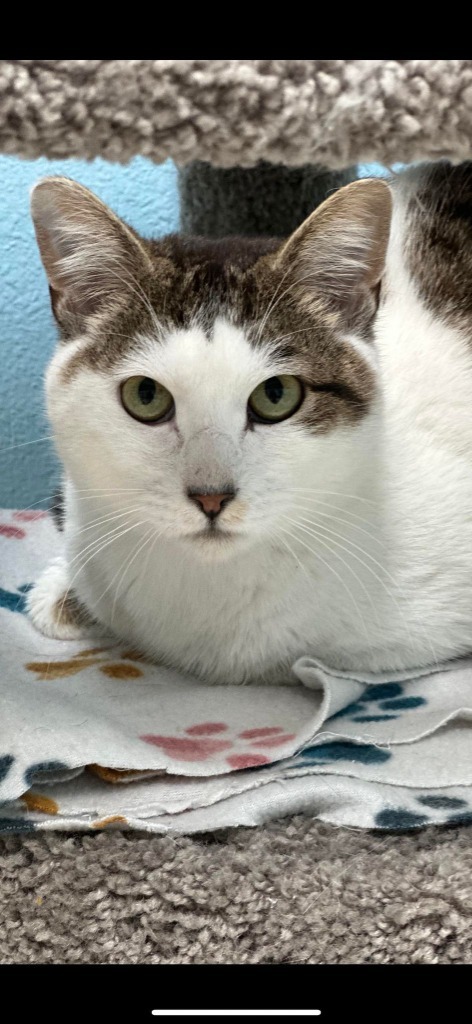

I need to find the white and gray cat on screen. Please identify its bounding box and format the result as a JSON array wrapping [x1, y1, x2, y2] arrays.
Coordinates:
[[26, 162, 472, 684]]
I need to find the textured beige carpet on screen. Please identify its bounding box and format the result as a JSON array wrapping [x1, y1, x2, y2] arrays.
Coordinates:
[[1, 60, 472, 168], [1, 817, 471, 963]]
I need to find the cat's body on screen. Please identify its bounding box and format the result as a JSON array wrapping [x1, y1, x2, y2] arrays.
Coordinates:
[[27, 162, 472, 683]]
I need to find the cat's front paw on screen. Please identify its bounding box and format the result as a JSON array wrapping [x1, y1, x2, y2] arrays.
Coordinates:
[[26, 557, 92, 640]]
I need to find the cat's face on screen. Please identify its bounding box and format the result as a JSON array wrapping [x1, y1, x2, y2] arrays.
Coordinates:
[[31, 176, 391, 560]]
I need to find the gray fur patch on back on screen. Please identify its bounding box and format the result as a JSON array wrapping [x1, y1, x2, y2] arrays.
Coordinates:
[[403, 161, 472, 330]]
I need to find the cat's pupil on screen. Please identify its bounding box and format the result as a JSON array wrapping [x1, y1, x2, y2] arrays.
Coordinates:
[[138, 378, 157, 405], [264, 377, 284, 405]]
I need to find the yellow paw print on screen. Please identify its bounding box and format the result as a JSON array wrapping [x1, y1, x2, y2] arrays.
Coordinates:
[[25, 646, 146, 681]]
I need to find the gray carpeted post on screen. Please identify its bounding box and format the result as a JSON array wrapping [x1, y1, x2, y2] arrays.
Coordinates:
[[179, 161, 358, 238]]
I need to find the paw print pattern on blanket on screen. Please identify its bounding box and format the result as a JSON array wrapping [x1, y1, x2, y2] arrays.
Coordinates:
[[292, 740, 392, 769], [24, 760, 70, 786], [0, 524, 26, 539], [417, 794, 468, 810], [21, 791, 59, 815], [0, 755, 15, 783], [25, 646, 145, 681], [331, 682, 426, 723], [141, 723, 296, 768], [0, 509, 48, 540], [0, 816, 36, 833], [375, 808, 429, 829], [0, 758, 71, 832], [0, 582, 32, 613], [13, 511, 49, 522], [415, 793, 472, 827], [374, 792, 472, 830]]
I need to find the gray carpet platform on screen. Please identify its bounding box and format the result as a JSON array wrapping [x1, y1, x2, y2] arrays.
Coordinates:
[[1, 819, 471, 963], [1, 60, 471, 169]]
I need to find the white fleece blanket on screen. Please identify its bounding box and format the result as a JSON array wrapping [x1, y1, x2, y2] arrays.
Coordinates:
[[1, 509, 472, 834]]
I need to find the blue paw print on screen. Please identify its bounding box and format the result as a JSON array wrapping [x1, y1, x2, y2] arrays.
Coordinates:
[[415, 794, 472, 827], [379, 697, 426, 711], [375, 796, 472, 831], [296, 740, 392, 768], [331, 681, 427, 724], [375, 808, 429, 829], [0, 755, 14, 784], [0, 817, 36, 833], [24, 760, 69, 786], [0, 755, 38, 832], [331, 701, 365, 720], [417, 794, 468, 810], [360, 683, 404, 701], [352, 714, 398, 722], [445, 811, 472, 826], [0, 583, 33, 614]]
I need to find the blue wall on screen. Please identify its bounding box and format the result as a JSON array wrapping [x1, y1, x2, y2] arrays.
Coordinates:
[[0, 155, 179, 508]]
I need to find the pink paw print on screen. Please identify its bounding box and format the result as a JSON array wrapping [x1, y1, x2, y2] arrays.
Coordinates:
[[0, 510, 49, 540], [0, 524, 26, 539], [13, 510, 49, 522], [140, 721, 296, 769]]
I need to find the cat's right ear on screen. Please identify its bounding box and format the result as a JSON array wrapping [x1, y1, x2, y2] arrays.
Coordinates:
[[31, 177, 154, 337], [275, 177, 392, 332]]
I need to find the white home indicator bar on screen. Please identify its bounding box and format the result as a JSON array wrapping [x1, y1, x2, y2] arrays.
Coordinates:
[[151, 1012, 321, 1017]]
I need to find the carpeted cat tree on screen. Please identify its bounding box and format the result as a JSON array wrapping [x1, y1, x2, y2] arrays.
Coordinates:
[[1, 58, 471, 967], [3, 59, 472, 235]]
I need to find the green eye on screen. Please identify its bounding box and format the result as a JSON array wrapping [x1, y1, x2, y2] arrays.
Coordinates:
[[248, 375, 304, 423], [120, 376, 174, 423]]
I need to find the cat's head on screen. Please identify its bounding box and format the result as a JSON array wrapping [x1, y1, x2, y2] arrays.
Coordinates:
[[31, 175, 391, 561]]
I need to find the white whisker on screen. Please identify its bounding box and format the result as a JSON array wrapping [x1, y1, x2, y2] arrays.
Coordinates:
[[56, 518, 149, 625], [66, 522, 137, 571], [285, 514, 430, 663], [0, 435, 54, 454], [110, 525, 157, 627], [290, 487, 379, 506], [278, 524, 371, 644], [289, 503, 383, 547], [73, 506, 144, 537], [282, 515, 378, 629]]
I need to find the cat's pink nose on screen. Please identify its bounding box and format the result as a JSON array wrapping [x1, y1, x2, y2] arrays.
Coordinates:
[[188, 490, 235, 520]]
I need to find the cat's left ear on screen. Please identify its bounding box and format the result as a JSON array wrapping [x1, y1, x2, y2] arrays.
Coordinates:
[[30, 176, 154, 337], [275, 177, 392, 329]]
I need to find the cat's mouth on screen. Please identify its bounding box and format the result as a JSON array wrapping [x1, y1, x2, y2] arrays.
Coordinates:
[[196, 524, 235, 541], [188, 522, 238, 546]]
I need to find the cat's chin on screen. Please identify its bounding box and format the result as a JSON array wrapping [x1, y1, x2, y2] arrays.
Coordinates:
[[182, 527, 243, 562]]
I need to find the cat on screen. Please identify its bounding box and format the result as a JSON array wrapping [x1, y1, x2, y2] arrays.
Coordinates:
[[26, 161, 472, 685]]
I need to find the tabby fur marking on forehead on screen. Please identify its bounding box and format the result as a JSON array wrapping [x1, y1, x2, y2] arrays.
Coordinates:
[[60, 232, 376, 430]]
